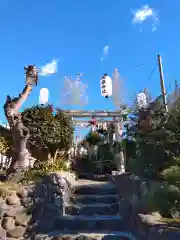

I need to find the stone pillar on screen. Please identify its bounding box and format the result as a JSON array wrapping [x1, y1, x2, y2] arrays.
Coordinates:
[[113, 117, 125, 173]]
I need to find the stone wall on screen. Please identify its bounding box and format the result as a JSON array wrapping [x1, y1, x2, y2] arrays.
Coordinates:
[[114, 172, 180, 240], [0, 171, 76, 240]]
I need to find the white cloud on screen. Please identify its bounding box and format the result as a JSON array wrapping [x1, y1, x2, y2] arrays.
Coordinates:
[[103, 45, 109, 55], [101, 45, 109, 61], [132, 5, 158, 32], [39, 59, 58, 76]]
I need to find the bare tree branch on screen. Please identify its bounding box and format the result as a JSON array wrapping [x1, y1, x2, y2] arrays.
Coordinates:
[[3, 66, 37, 181]]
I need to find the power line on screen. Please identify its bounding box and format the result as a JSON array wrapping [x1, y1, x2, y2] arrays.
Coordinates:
[[147, 67, 156, 82]]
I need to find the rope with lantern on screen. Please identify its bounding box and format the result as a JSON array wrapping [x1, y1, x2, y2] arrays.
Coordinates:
[[100, 74, 112, 99]]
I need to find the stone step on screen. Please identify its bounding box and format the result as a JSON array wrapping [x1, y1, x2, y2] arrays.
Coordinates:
[[78, 173, 111, 182], [70, 194, 118, 205], [65, 203, 119, 216], [49, 231, 138, 240], [74, 183, 117, 195], [54, 215, 124, 231]]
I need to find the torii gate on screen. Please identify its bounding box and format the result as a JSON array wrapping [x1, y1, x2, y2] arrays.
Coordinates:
[[56, 109, 131, 173]]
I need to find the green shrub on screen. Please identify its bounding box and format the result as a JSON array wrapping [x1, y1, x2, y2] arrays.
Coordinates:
[[0, 134, 12, 156], [21, 156, 71, 183], [127, 156, 158, 178], [161, 166, 180, 187], [147, 183, 180, 217], [127, 157, 143, 176], [22, 105, 74, 156]]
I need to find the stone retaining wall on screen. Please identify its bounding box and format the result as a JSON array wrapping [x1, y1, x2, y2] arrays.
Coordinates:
[[0, 171, 76, 240], [114, 172, 180, 240]]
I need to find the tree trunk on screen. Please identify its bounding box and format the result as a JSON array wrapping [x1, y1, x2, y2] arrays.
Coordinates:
[[4, 85, 33, 181]]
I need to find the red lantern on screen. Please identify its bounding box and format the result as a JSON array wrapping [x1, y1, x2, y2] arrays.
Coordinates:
[[88, 118, 97, 126]]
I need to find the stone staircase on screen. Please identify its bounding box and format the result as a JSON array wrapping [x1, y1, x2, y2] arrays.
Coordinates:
[[50, 179, 139, 240]]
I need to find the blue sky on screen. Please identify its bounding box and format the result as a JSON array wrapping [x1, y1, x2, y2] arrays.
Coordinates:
[[0, 0, 180, 128]]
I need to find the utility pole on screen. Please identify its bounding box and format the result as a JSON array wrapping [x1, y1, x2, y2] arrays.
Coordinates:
[[157, 54, 168, 113]]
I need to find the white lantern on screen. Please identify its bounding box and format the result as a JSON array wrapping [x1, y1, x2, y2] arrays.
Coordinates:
[[39, 88, 49, 105], [100, 74, 112, 98], [103, 122, 107, 130], [137, 92, 147, 109]]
